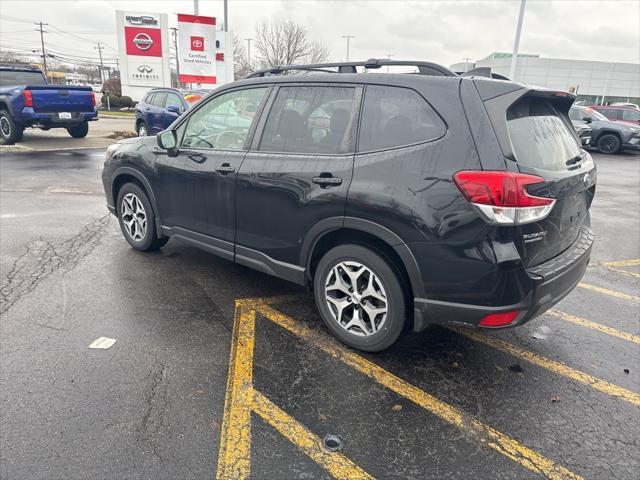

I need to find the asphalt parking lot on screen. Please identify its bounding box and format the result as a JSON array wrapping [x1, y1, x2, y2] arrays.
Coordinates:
[[0, 146, 638, 479]]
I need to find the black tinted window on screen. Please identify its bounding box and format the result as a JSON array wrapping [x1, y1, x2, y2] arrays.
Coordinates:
[[358, 85, 445, 151], [0, 70, 46, 87], [507, 98, 581, 171], [259, 86, 356, 154]]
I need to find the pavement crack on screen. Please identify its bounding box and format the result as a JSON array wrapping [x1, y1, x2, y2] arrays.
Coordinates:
[[139, 361, 169, 463], [0, 215, 113, 315]]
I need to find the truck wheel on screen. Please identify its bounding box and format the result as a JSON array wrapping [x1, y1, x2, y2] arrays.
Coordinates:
[[0, 109, 22, 145], [596, 133, 621, 154], [67, 122, 89, 138]]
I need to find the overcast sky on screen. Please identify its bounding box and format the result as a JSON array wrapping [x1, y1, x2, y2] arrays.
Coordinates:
[[1, 0, 638, 69]]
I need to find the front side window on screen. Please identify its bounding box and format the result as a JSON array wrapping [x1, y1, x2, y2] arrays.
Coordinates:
[[181, 87, 267, 150], [507, 98, 581, 171], [569, 108, 587, 122], [358, 85, 445, 151], [259, 86, 356, 154], [165, 92, 183, 111]]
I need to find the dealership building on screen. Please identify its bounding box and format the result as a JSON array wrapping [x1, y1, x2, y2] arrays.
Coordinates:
[[451, 52, 640, 106]]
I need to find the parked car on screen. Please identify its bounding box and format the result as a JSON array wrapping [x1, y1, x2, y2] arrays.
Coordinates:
[[569, 105, 640, 153], [181, 89, 211, 105], [590, 104, 640, 125], [103, 59, 596, 352], [134, 88, 189, 136], [571, 121, 592, 146], [610, 102, 639, 110], [0, 65, 98, 145]]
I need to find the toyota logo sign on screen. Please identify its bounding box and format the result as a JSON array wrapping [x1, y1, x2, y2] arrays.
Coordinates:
[[133, 33, 153, 51]]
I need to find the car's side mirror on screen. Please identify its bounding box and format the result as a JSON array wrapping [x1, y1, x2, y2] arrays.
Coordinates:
[[583, 116, 592, 123], [167, 105, 181, 114], [157, 130, 179, 157]]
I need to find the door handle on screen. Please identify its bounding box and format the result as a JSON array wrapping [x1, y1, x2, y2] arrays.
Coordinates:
[[313, 173, 342, 187], [216, 163, 236, 174]]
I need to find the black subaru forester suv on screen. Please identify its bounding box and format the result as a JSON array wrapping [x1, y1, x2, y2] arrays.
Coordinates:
[[102, 59, 596, 352]]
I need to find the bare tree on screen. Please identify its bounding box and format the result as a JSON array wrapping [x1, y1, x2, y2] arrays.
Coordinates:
[[233, 34, 251, 80], [254, 19, 328, 68]]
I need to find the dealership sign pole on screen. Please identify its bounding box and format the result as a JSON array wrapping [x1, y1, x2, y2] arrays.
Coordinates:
[[177, 14, 217, 86]]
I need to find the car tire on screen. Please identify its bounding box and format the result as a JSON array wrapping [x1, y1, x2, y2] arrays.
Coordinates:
[[596, 133, 621, 154], [137, 121, 148, 137], [314, 244, 408, 352], [116, 182, 168, 252], [0, 109, 23, 145], [67, 121, 89, 138]]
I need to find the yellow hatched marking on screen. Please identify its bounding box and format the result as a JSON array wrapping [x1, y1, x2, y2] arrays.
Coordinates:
[[548, 309, 640, 345], [258, 303, 584, 480], [454, 327, 640, 407], [251, 390, 375, 480], [603, 259, 640, 268], [578, 282, 640, 302]]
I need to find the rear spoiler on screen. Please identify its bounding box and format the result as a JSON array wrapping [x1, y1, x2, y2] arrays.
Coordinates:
[[459, 67, 511, 81]]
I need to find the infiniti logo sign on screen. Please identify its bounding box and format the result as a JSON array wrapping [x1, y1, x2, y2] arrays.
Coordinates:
[[133, 33, 153, 51], [137, 65, 153, 73]]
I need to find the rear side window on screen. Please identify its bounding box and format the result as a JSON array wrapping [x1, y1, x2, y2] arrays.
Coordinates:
[[358, 85, 445, 151], [0, 70, 46, 86], [144, 92, 156, 104], [623, 109, 640, 122], [507, 98, 581, 171], [259, 86, 356, 154]]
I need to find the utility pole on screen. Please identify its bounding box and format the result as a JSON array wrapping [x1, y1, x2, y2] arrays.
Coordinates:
[[95, 42, 105, 83], [245, 38, 252, 68], [342, 35, 355, 62], [385, 53, 393, 73], [34, 21, 48, 77], [171, 27, 180, 87], [509, 0, 527, 81], [194, 0, 199, 15], [223, 0, 228, 32], [462, 57, 473, 72]]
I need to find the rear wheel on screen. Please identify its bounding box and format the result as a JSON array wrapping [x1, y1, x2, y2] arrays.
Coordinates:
[[314, 244, 407, 352], [137, 121, 148, 137], [67, 121, 89, 138], [116, 183, 168, 251], [596, 133, 621, 154], [0, 109, 23, 145]]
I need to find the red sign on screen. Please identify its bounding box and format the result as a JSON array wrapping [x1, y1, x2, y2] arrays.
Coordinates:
[[190, 36, 204, 51], [125, 26, 162, 57]]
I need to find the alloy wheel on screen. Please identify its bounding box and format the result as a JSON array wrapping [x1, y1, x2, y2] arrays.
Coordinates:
[[324, 261, 388, 336], [138, 124, 147, 137], [121, 193, 147, 241], [0, 116, 10, 137]]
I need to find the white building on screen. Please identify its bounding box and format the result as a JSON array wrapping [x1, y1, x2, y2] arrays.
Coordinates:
[[451, 53, 640, 105]]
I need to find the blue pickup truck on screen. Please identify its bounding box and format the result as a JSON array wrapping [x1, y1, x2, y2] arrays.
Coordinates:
[[0, 65, 98, 145]]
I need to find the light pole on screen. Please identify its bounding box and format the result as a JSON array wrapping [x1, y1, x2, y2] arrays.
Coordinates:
[[385, 53, 393, 72], [171, 27, 180, 87], [245, 38, 253, 68], [342, 35, 355, 62], [509, 0, 527, 81]]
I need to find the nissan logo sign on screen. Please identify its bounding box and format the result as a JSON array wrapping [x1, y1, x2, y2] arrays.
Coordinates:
[[133, 33, 153, 51]]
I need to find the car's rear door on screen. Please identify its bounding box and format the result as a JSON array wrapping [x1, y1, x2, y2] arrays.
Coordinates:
[[235, 83, 362, 280], [503, 95, 596, 267]]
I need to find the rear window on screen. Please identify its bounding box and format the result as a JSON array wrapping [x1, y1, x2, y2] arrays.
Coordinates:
[[507, 98, 581, 171], [0, 70, 46, 87]]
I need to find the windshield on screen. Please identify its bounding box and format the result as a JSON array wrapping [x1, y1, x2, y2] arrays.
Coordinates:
[[507, 98, 581, 171], [0, 70, 46, 87], [583, 108, 608, 121]]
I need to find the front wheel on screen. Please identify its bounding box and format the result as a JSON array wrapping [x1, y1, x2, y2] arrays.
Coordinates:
[[0, 109, 23, 145], [314, 244, 407, 352], [116, 183, 168, 251], [596, 133, 621, 154], [67, 121, 89, 138]]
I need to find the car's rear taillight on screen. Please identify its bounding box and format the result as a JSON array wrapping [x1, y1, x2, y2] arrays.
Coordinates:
[[90, 91, 96, 107], [453, 170, 556, 225], [23, 90, 33, 107], [479, 310, 519, 327]]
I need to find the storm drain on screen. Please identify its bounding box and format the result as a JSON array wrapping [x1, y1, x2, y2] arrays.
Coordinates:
[[322, 434, 344, 452]]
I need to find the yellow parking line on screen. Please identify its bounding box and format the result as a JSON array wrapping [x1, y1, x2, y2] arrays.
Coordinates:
[[258, 304, 583, 480], [252, 390, 375, 480], [606, 267, 640, 279], [216, 302, 255, 480], [603, 259, 640, 268], [454, 328, 640, 407], [548, 309, 640, 345], [578, 282, 640, 302]]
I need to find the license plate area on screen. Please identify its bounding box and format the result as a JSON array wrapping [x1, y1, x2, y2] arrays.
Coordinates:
[[58, 112, 73, 120]]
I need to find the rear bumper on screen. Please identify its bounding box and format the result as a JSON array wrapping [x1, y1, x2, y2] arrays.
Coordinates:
[[16, 109, 98, 127], [413, 228, 593, 330]]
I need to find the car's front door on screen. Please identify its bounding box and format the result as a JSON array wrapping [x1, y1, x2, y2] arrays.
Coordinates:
[[154, 86, 270, 249], [150, 91, 167, 134], [235, 84, 362, 280], [161, 91, 184, 130]]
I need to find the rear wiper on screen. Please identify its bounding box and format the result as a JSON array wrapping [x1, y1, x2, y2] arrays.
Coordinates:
[[565, 154, 583, 166]]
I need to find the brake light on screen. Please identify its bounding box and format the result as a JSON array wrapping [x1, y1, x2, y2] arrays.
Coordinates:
[[479, 310, 519, 327], [23, 90, 33, 107], [453, 171, 556, 225], [90, 91, 96, 107]]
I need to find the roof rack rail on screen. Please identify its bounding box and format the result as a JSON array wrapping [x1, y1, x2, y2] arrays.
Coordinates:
[[0, 63, 41, 71], [246, 58, 457, 79]]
